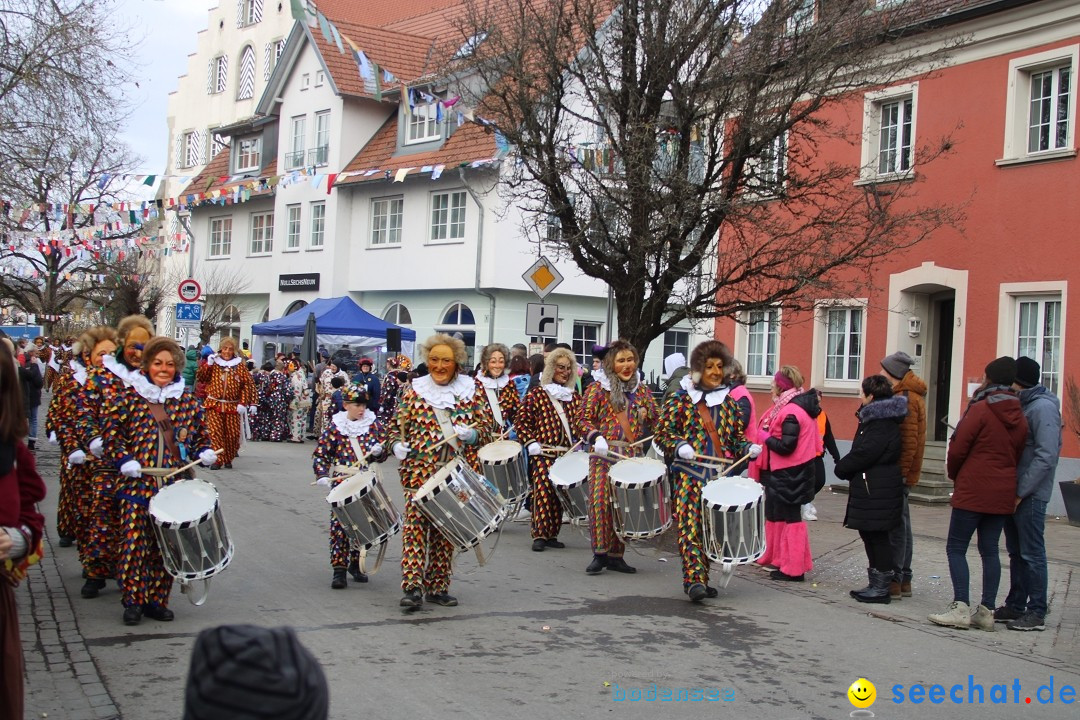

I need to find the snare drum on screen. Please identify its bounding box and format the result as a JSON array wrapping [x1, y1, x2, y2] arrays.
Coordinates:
[[477, 440, 529, 505], [609, 457, 672, 539], [414, 458, 506, 551], [548, 451, 591, 523], [701, 478, 765, 566], [149, 478, 234, 586], [326, 470, 402, 550]]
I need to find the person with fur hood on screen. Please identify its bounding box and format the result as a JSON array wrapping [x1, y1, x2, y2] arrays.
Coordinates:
[[474, 343, 523, 433], [515, 347, 585, 553], [833, 375, 908, 604]]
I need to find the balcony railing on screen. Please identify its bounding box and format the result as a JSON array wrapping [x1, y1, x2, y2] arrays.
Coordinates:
[[308, 145, 329, 167], [284, 150, 305, 170]]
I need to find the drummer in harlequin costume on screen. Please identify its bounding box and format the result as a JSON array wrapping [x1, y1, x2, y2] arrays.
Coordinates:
[[312, 385, 388, 589], [655, 341, 760, 602], [44, 335, 94, 549], [197, 337, 256, 469], [516, 347, 583, 552], [392, 334, 495, 609], [580, 339, 659, 575], [100, 337, 216, 626], [474, 343, 522, 433]]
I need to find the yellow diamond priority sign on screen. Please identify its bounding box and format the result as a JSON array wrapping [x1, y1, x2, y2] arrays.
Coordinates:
[[523, 256, 564, 300]]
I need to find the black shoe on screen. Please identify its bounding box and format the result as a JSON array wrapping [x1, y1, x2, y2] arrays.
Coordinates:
[[331, 569, 347, 589], [209, 464, 222, 471], [224, 462, 233, 469], [58, 535, 75, 548], [544, 538, 566, 549], [142, 604, 174, 621], [705, 586, 719, 598], [122, 605, 143, 625], [1007, 612, 1046, 631], [425, 592, 458, 607], [852, 569, 892, 604], [586, 554, 607, 575], [687, 583, 708, 603], [400, 590, 423, 608], [532, 538, 546, 552], [993, 605, 1024, 623], [81, 578, 107, 599], [770, 570, 805, 582], [27, 440, 35, 451], [347, 560, 368, 583], [607, 557, 637, 574]]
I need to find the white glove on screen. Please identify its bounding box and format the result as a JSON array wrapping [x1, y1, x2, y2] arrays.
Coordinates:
[[593, 436, 609, 456], [748, 443, 763, 459], [199, 449, 218, 466], [89, 437, 104, 457], [237, 404, 247, 416], [369, 443, 383, 456], [453, 424, 477, 444], [527, 442, 543, 457], [393, 442, 411, 460], [120, 460, 142, 478], [48, 431, 58, 445], [67, 449, 87, 466], [248, 406, 258, 416], [316, 476, 330, 487], [676, 444, 695, 461]]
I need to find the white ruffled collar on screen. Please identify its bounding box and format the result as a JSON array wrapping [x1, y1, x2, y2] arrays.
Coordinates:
[[101, 354, 138, 386], [47, 355, 61, 373], [412, 373, 476, 409], [596, 371, 638, 393], [62, 344, 72, 351], [211, 355, 244, 368], [478, 373, 509, 390], [591, 368, 606, 384], [543, 383, 574, 402], [680, 373, 730, 407], [332, 409, 376, 437], [71, 358, 87, 387], [131, 370, 186, 402]]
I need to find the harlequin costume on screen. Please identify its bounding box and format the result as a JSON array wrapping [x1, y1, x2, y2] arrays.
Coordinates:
[[315, 368, 349, 437], [378, 355, 411, 424], [45, 359, 89, 546], [288, 363, 312, 442], [258, 368, 292, 442], [197, 351, 255, 468]]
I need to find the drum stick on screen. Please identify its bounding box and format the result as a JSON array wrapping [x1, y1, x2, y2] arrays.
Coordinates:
[[689, 453, 734, 465], [143, 449, 225, 480], [588, 450, 632, 461], [310, 455, 373, 485], [425, 423, 477, 455], [627, 435, 654, 448]]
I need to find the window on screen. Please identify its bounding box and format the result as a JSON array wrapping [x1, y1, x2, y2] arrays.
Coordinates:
[[407, 102, 440, 144], [210, 132, 226, 159], [824, 306, 864, 382], [182, 130, 203, 169], [236, 137, 261, 172], [430, 191, 466, 242], [878, 97, 913, 174], [309, 202, 325, 249], [442, 303, 475, 325], [744, 132, 787, 198], [315, 70, 325, 87], [745, 309, 780, 378], [371, 196, 403, 246], [663, 329, 690, 365], [208, 55, 228, 94], [286, 299, 308, 315], [859, 83, 918, 182], [285, 204, 301, 250], [787, 0, 815, 34], [311, 111, 329, 166], [250, 211, 273, 255], [220, 305, 241, 344], [572, 322, 602, 366], [264, 38, 285, 80], [238, 0, 262, 27], [209, 217, 232, 258], [1028, 66, 1071, 153], [1001, 47, 1077, 164], [383, 303, 413, 325], [237, 45, 256, 100], [286, 116, 305, 169], [1016, 296, 1062, 393], [301, 73, 310, 91]]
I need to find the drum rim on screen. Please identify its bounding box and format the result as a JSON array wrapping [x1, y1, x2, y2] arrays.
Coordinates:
[[609, 476, 664, 489]]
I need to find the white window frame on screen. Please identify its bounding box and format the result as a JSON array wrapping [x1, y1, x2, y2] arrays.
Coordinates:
[[663, 329, 691, 367], [786, 0, 815, 34], [309, 201, 325, 250], [743, 131, 787, 200], [315, 70, 325, 87], [382, 302, 413, 325], [429, 190, 467, 243], [858, 82, 918, 183], [999, 46, 1078, 166], [406, 102, 441, 144], [284, 204, 301, 252], [733, 308, 781, 389], [249, 211, 273, 256], [572, 322, 603, 367], [370, 196, 404, 246], [236, 137, 261, 173], [300, 73, 310, 91], [183, 130, 202, 169], [312, 111, 330, 167], [211, 55, 228, 94], [209, 217, 232, 259], [997, 281, 1068, 396]]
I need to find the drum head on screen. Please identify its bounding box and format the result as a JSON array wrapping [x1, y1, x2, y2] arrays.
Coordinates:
[[150, 479, 219, 526], [610, 457, 665, 488], [702, 478, 763, 510], [477, 440, 523, 464], [549, 452, 590, 488], [325, 470, 377, 506], [416, 459, 464, 501]]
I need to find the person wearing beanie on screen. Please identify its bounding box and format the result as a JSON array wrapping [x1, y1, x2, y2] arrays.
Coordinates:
[[350, 357, 381, 413], [183, 625, 329, 720], [995, 357, 1062, 631], [879, 350, 928, 599], [929, 357, 1028, 631], [662, 352, 690, 400]]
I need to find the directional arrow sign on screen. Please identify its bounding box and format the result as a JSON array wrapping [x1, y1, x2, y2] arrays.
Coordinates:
[[525, 303, 559, 337]]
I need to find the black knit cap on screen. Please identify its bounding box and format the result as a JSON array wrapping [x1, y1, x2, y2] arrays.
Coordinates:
[[1014, 356, 1041, 388], [183, 625, 329, 720], [984, 356, 1017, 387]]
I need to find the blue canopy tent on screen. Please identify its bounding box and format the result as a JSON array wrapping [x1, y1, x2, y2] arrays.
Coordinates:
[[250, 296, 415, 366]]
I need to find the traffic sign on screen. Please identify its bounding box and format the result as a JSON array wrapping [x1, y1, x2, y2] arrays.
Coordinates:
[[525, 303, 558, 337], [178, 278, 202, 302], [175, 303, 203, 323], [522, 256, 563, 300]]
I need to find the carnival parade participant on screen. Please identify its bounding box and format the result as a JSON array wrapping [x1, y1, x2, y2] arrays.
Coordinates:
[[474, 343, 522, 433], [287, 361, 312, 443], [258, 361, 293, 442], [312, 385, 388, 589], [352, 357, 381, 413], [100, 337, 216, 625], [752, 366, 822, 582], [378, 354, 411, 424], [315, 360, 348, 437], [655, 341, 756, 602], [392, 334, 494, 609], [580, 339, 658, 575], [251, 363, 271, 440], [197, 337, 256, 470], [515, 347, 583, 552]]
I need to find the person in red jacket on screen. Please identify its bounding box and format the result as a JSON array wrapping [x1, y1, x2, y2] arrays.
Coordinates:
[[928, 356, 1028, 631]]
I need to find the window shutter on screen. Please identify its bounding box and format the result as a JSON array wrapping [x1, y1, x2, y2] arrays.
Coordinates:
[[174, 133, 183, 169], [253, 0, 263, 23], [238, 46, 256, 100], [264, 43, 272, 80], [207, 58, 214, 94], [236, 0, 245, 28], [217, 55, 229, 94]]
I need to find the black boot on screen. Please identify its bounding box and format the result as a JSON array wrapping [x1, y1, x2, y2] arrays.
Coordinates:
[[853, 569, 892, 604], [687, 583, 708, 603], [58, 535, 75, 548], [347, 559, 368, 583], [331, 569, 347, 589], [532, 538, 546, 552], [607, 557, 637, 574], [400, 589, 423, 608], [122, 605, 143, 625], [849, 568, 874, 599], [586, 554, 607, 575], [81, 578, 107, 599]]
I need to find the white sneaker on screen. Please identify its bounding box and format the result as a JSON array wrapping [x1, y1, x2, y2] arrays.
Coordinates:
[[801, 503, 818, 521], [928, 601, 970, 629], [970, 604, 995, 632], [512, 507, 531, 523]]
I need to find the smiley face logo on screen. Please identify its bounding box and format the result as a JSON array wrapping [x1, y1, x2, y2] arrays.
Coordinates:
[[848, 678, 877, 708]]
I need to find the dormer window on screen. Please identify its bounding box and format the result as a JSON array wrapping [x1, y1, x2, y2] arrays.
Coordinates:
[[237, 137, 261, 173], [406, 102, 441, 144]]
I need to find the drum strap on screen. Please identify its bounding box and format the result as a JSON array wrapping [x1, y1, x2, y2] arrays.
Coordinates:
[[348, 436, 367, 467], [483, 387, 504, 429], [433, 408, 459, 451], [614, 409, 637, 445], [695, 401, 724, 459], [147, 402, 184, 476], [551, 397, 574, 445]]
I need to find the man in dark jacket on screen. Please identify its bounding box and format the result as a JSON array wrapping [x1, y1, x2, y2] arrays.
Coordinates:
[[18, 350, 43, 451], [351, 357, 381, 412], [183, 346, 199, 387], [995, 357, 1061, 631]]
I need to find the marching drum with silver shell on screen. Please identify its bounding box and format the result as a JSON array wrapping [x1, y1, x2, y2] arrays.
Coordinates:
[[414, 458, 506, 552], [609, 457, 672, 539], [326, 470, 402, 550], [477, 440, 529, 506], [701, 477, 766, 575], [149, 478, 234, 606], [548, 451, 591, 523]]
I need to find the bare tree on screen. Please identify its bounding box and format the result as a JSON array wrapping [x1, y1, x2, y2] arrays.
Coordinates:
[[451, 0, 966, 354]]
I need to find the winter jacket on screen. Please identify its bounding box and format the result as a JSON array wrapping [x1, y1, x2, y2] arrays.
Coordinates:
[[182, 348, 199, 386], [891, 371, 928, 486], [18, 362, 43, 409], [947, 384, 1027, 515], [1015, 385, 1062, 503], [761, 390, 822, 509], [663, 366, 690, 400], [351, 370, 381, 412], [834, 395, 907, 532]]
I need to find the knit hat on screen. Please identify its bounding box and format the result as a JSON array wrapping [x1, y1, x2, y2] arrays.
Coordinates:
[[1014, 356, 1041, 389], [358, 357, 374, 369], [773, 370, 795, 392], [341, 384, 369, 405], [183, 625, 329, 720], [984, 356, 1017, 387], [880, 351, 914, 380]]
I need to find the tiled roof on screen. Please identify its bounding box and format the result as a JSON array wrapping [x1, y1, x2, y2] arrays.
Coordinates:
[[179, 147, 277, 198], [310, 20, 436, 96], [314, 0, 465, 29]]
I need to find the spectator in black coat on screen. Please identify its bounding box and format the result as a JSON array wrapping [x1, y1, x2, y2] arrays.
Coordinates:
[[834, 375, 907, 604], [17, 350, 43, 451]]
